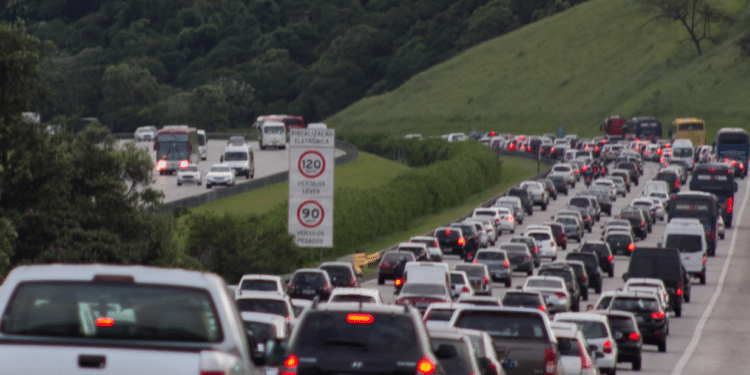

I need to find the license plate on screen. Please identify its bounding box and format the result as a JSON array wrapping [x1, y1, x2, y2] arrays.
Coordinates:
[[302, 289, 316, 295]]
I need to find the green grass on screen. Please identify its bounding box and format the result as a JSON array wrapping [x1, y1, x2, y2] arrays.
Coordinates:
[[352, 156, 542, 278], [326, 0, 750, 143], [190, 151, 411, 216]]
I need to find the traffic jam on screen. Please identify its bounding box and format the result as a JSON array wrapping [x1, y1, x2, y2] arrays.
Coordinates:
[[1, 125, 746, 375]]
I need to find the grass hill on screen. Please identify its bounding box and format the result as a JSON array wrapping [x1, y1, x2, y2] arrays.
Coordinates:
[[327, 0, 750, 142]]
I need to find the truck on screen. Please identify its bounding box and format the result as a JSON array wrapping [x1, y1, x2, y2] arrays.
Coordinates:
[[601, 116, 627, 140]]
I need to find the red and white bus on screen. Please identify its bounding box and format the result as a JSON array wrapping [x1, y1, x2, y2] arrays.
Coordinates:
[[254, 114, 305, 131], [153, 125, 199, 175]]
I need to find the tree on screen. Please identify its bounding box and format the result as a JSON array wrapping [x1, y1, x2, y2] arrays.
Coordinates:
[[640, 0, 731, 56], [189, 84, 228, 131], [100, 62, 160, 131]]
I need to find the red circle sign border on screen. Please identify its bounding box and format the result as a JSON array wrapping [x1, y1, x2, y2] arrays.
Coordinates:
[[297, 200, 325, 228], [298, 150, 326, 179]]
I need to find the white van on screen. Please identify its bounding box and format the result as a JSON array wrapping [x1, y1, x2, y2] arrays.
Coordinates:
[[221, 144, 254, 179], [670, 139, 695, 171], [259, 121, 287, 150], [662, 218, 707, 284], [197, 129, 207, 160], [642, 180, 669, 197], [401, 262, 450, 290]]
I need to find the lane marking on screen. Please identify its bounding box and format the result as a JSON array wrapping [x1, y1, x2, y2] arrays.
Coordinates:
[[671, 177, 750, 375]]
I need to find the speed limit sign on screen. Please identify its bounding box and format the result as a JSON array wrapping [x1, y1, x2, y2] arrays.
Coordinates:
[[298, 150, 326, 178], [297, 200, 324, 228]]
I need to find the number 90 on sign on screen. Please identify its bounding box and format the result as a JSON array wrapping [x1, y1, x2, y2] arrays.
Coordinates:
[[297, 200, 325, 228], [298, 150, 326, 178]]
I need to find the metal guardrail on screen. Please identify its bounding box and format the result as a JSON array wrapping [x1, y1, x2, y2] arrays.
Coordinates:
[[156, 139, 358, 213]]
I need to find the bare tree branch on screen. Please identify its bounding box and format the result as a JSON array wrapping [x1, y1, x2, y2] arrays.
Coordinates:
[[640, 0, 731, 55]]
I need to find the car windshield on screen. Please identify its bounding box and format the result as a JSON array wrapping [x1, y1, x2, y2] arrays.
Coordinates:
[[454, 311, 548, 340], [539, 269, 573, 282], [236, 299, 289, 317], [430, 339, 474, 375], [263, 126, 285, 134], [672, 147, 693, 157], [526, 279, 563, 289], [454, 266, 484, 277], [240, 279, 278, 292], [224, 152, 248, 161], [1, 282, 223, 342], [295, 311, 419, 356], [242, 321, 276, 343], [402, 283, 446, 296], [426, 308, 455, 321], [210, 166, 231, 172], [610, 297, 660, 312]]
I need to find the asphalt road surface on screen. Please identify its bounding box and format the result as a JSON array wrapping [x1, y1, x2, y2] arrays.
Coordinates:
[[360, 159, 749, 375]]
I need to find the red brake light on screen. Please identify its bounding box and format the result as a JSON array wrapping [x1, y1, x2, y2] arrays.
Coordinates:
[[728, 197, 734, 213], [603, 339, 613, 353], [179, 160, 189, 169], [95, 317, 114, 327], [676, 288, 683, 296], [608, 255, 613, 262], [380, 263, 390, 270], [458, 237, 466, 246], [544, 348, 557, 375], [473, 259, 478, 264], [445, 229, 451, 235], [507, 215, 514, 222], [629, 332, 640, 341], [433, 241, 439, 248], [417, 356, 436, 375], [503, 260, 509, 267], [349, 277, 357, 287], [483, 277, 489, 284], [582, 165, 588, 171], [651, 311, 665, 320], [462, 286, 470, 293], [156, 160, 167, 171], [346, 313, 375, 324], [554, 292, 567, 299], [284, 354, 299, 369], [395, 278, 403, 286], [582, 274, 587, 282], [675, 180, 679, 188], [579, 340, 593, 369], [539, 305, 546, 312], [628, 243, 635, 252]]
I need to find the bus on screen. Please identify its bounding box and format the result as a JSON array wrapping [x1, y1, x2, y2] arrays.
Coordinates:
[[625, 117, 662, 141], [667, 192, 719, 256], [153, 125, 199, 175], [714, 127, 749, 178], [669, 118, 706, 146], [601, 116, 626, 140], [689, 163, 737, 228]]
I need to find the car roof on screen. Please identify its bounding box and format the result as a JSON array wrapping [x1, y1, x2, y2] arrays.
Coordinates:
[[330, 288, 381, 297], [239, 274, 283, 282], [554, 312, 609, 323], [239, 311, 288, 326], [236, 291, 290, 301]]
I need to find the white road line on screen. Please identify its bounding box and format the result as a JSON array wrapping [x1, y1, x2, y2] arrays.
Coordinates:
[[671, 178, 750, 375]]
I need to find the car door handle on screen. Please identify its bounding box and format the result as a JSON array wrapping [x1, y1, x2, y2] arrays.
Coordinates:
[[79, 354, 106, 369]]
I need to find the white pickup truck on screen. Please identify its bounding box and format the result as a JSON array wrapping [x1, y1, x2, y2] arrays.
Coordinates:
[[0, 264, 275, 374]]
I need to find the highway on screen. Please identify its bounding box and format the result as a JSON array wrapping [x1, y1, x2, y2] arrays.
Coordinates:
[[121, 139, 345, 203], [359, 159, 748, 375]]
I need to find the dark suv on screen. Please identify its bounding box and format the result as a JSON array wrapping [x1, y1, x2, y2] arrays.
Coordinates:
[[579, 241, 614, 277], [599, 310, 643, 371], [507, 187, 534, 215], [276, 303, 446, 375], [565, 251, 603, 294], [607, 291, 669, 352], [537, 263, 582, 311], [434, 227, 468, 258], [377, 251, 416, 285], [449, 223, 481, 261], [617, 208, 648, 240], [623, 247, 692, 317], [615, 161, 640, 185]]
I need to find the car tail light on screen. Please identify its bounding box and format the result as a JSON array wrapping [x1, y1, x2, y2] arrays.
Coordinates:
[[473, 259, 478, 264], [483, 277, 489, 284], [349, 277, 357, 287], [603, 339, 613, 353], [380, 263, 390, 270], [503, 260, 509, 267], [533, 247, 538, 253], [555, 292, 567, 299], [417, 356, 436, 375], [628, 243, 635, 252], [628, 331, 640, 341], [703, 255, 707, 265], [462, 286, 471, 293], [582, 274, 587, 282], [577, 340, 594, 369], [322, 284, 331, 291], [595, 146, 600, 152], [608, 255, 613, 262], [180, 160, 189, 169], [507, 215, 514, 222], [551, 147, 555, 152], [582, 165, 588, 171], [280, 353, 298, 375], [495, 217, 501, 224], [458, 237, 466, 246], [156, 160, 167, 171], [395, 278, 403, 287], [675, 180, 679, 188], [467, 252, 473, 259], [640, 221, 645, 228], [346, 313, 375, 324], [676, 280, 683, 296], [550, 241, 555, 247], [539, 305, 546, 312], [651, 311, 665, 320], [709, 226, 715, 239], [728, 197, 734, 213], [287, 282, 295, 290], [544, 348, 557, 375]]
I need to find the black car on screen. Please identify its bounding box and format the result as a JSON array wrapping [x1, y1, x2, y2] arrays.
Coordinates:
[[604, 232, 635, 256], [565, 251, 603, 293], [616, 162, 640, 185], [623, 247, 691, 317], [600, 310, 643, 370], [562, 260, 590, 301], [548, 175, 569, 195], [319, 262, 359, 288], [434, 227, 469, 258], [617, 208, 648, 240], [607, 291, 669, 352], [449, 224, 481, 261], [537, 263, 582, 311], [377, 251, 416, 285], [507, 187, 534, 215], [286, 269, 333, 301], [654, 171, 680, 193], [274, 303, 446, 375]]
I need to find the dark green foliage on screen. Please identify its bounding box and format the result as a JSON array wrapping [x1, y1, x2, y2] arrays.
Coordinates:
[[6, 0, 589, 128], [740, 31, 750, 58]]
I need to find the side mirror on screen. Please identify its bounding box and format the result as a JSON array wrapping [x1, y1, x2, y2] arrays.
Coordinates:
[[435, 343, 458, 359], [263, 338, 287, 366]]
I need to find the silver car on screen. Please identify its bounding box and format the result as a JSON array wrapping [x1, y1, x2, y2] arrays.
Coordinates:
[[176, 164, 202, 186], [523, 275, 572, 314], [494, 196, 525, 224]]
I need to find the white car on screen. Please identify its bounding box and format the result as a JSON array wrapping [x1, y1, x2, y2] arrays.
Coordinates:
[[554, 312, 618, 375], [523, 275, 571, 314], [623, 278, 670, 311], [525, 226, 558, 260], [235, 291, 296, 321], [594, 178, 619, 199], [423, 302, 471, 328], [494, 196, 525, 224], [408, 235, 444, 261], [466, 216, 498, 245], [487, 206, 516, 234], [176, 164, 202, 186], [631, 197, 663, 221], [449, 270, 474, 300], [647, 191, 670, 207], [237, 274, 285, 296], [549, 163, 577, 186], [551, 322, 601, 375], [519, 181, 549, 210], [328, 288, 383, 304], [205, 163, 236, 188], [134, 126, 157, 142]]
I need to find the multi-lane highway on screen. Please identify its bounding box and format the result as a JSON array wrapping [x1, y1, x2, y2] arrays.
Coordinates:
[[122, 139, 345, 203], [359, 159, 748, 375]]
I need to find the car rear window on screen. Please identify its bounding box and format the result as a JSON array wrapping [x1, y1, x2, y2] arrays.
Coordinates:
[[528, 233, 551, 242], [382, 252, 412, 263], [610, 297, 660, 312], [329, 295, 376, 303], [454, 311, 548, 340], [606, 235, 631, 244], [243, 321, 276, 343], [295, 311, 419, 356], [236, 299, 289, 317], [553, 166, 571, 172], [430, 338, 474, 375], [291, 272, 326, 287], [402, 283, 446, 296], [2, 282, 223, 342], [526, 279, 563, 289], [557, 337, 582, 356], [501, 294, 541, 308], [559, 320, 608, 339], [607, 315, 637, 332], [454, 265, 484, 277], [436, 229, 461, 241], [665, 234, 703, 253], [538, 269, 573, 282], [477, 251, 506, 260], [450, 273, 467, 284], [240, 279, 278, 292], [320, 265, 352, 279]]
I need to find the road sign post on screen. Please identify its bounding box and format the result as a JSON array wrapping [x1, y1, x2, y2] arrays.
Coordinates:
[[288, 129, 335, 248]]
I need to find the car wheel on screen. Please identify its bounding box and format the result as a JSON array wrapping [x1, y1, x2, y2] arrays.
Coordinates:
[[177, 181, 182, 186], [685, 292, 691, 303], [632, 358, 642, 371], [675, 305, 682, 317], [505, 279, 512, 288], [658, 341, 667, 352], [527, 266, 533, 276], [583, 290, 589, 301], [197, 181, 202, 186], [206, 184, 212, 189], [542, 204, 547, 211], [573, 298, 580, 312], [596, 283, 602, 294], [700, 272, 706, 285], [377, 276, 385, 285]]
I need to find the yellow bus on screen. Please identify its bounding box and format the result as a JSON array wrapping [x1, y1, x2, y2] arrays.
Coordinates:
[[669, 118, 707, 146]]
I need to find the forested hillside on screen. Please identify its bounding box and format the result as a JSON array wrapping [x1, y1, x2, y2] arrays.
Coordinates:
[[2, 0, 587, 132]]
